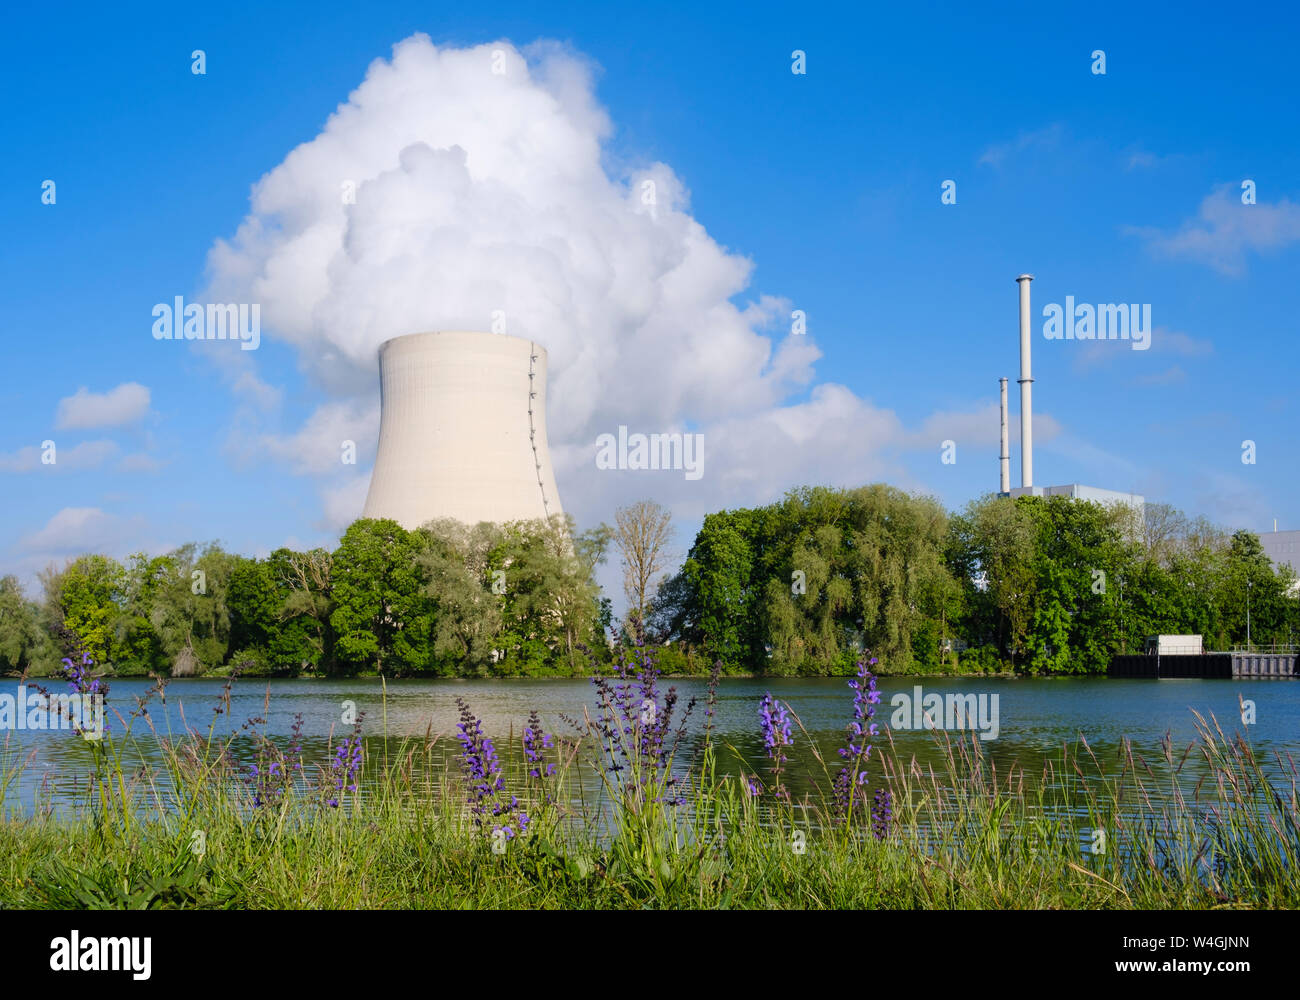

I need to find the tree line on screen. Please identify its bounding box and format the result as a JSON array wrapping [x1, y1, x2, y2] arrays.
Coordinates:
[[1, 516, 612, 678], [645, 486, 1298, 675], [2, 486, 1296, 678]]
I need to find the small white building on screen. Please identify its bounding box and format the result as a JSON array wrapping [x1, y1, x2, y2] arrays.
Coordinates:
[[1145, 635, 1203, 656]]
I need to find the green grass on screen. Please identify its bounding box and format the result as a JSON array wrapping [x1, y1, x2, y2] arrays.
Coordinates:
[[0, 691, 1296, 909]]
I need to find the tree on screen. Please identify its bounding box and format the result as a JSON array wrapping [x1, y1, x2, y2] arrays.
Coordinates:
[[947, 495, 1038, 667], [266, 547, 332, 673], [330, 519, 433, 675], [40, 555, 123, 668], [227, 557, 278, 653], [645, 570, 698, 645], [417, 520, 505, 674], [154, 543, 237, 676], [682, 513, 755, 670], [613, 500, 674, 630], [1142, 502, 1188, 567], [0, 576, 55, 674], [114, 552, 175, 675]]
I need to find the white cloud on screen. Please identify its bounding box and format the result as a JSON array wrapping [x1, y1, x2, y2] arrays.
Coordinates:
[[906, 402, 1061, 451], [231, 399, 380, 477], [1122, 147, 1185, 172], [20, 507, 128, 554], [201, 35, 1081, 539], [119, 453, 165, 473], [1072, 326, 1214, 373], [319, 475, 372, 533], [1194, 471, 1274, 530], [204, 36, 822, 435], [0, 439, 119, 473], [1126, 184, 1300, 275], [55, 383, 151, 430], [6, 507, 167, 592], [978, 124, 1064, 168], [1130, 365, 1187, 387]]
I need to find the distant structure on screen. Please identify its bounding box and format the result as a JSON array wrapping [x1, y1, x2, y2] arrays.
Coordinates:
[[997, 274, 1144, 521], [362, 331, 563, 530], [1261, 526, 1300, 570], [1015, 274, 1034, 489], [1005, 482, 1145, 510], [999, 376, 1010, 494]]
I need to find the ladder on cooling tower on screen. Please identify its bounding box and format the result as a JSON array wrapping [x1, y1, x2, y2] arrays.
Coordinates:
[[526, 345, 552, 518]]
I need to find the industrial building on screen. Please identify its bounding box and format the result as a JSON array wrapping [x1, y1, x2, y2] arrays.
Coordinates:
[[996, 274, 1145, 522], [1260, 528, 1300, 573], [361, 331, 564, 530]]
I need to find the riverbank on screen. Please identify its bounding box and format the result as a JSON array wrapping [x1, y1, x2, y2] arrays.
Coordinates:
[[1, 691, 1295, 909]]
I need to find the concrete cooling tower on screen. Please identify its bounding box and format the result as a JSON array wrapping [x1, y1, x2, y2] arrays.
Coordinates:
[[361, 331, 563, 529]]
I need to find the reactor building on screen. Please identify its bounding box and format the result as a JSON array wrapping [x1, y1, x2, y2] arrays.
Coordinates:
[[361, 330, 564, 530]]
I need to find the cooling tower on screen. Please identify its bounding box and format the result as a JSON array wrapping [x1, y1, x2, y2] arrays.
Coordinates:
[[361, 331, 563, 529]]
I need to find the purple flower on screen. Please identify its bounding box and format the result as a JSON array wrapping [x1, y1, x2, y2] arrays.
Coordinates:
[[871, 787, 893, 841], [522, 710, 556, 780], [833, 657, 879, 821], [58, 651, 108, 737], [589, 635, 694, 806], [456, 697, 528, 839], [326, 726, 363, 807], [758, 693, 793, 801]]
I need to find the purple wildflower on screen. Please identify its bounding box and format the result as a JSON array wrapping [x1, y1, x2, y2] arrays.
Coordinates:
[[758, 692, 793, 801], [522, 710, 556, 780], [325, 714, 364, 808], [833, 657, 880, 821], [589, 633, 694, 806], [58, 651, 107, 737], [456, 697, 528, 840], [871, 787, 893, 841]]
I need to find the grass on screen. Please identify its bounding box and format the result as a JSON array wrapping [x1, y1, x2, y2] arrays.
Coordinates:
[[0, 674, 1296, 910]]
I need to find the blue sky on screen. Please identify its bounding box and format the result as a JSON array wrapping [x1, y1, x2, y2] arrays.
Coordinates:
[[2, 0, 1297, 596]]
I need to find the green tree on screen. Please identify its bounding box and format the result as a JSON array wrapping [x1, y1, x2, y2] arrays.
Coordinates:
[[113, 552, 175, 675], [330, 520, 432, 675], [40, 555, 123, 667], [682, 513, 755, 671], [227, 557, 278, 654], [0, 576, 55, 674], [417, 520, 505, 675], [265, 548, 333, 673], [154, 543, 237, 675]]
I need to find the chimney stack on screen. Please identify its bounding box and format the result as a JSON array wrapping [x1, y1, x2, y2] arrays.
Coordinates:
[[1016, 274, 1034, 488], [999, 376, 1010, 493]]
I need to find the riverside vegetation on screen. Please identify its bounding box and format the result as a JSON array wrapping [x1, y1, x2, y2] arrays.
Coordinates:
[[2, 486, 1296, 681], [0, 638, 1296, 910]]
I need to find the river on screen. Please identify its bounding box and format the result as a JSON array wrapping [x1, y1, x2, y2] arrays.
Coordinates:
[[4, 674, 1296, 820]]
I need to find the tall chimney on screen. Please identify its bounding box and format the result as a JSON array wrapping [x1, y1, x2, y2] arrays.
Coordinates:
[[999, 376, 1010, 494], [1016, 274, 1034, 488]]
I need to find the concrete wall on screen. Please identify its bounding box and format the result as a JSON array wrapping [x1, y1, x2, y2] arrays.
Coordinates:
[[1109, 654, 1232, 678], [1109, 653, 1297, 678], [361, 331, 563, 530]]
